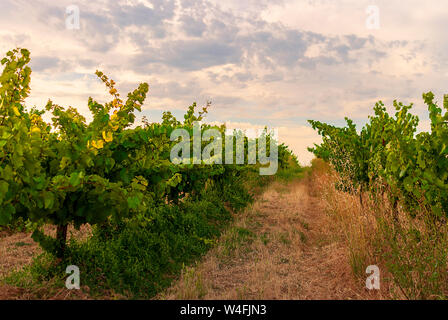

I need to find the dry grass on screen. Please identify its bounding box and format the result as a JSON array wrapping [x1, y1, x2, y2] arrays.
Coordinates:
[[7, 161, 445, 300], [159, 176, 382, 300], [0, 224, 93, 300], [307, 163, 394, 299], [0, 224, 92, 278], [0, 232, 40, 280], [307, 159, 448, 300]]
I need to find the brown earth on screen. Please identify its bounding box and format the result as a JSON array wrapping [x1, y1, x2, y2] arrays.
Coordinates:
[[0, 178, 384, 300], [0, 225, 92, 300], [159, 178, 384, 300]]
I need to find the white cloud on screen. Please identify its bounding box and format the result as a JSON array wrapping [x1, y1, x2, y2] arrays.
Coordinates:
[[0, 0, 445, 165]]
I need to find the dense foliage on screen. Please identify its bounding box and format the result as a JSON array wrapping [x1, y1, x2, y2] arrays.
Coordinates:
[[0, 48, 297, 259], [309, 93, 448, 218]]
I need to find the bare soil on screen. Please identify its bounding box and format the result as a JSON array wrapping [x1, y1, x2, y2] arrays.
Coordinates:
[[0, 178, 382, 299], [160, 178, 383, 300]]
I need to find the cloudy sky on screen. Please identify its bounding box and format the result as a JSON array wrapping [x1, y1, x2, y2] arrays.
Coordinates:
[[1, 0, 447, 165]]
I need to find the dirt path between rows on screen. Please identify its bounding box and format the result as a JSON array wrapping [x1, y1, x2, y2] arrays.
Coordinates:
[[0, 178, 382, 300], [160, 178, 381, 300]]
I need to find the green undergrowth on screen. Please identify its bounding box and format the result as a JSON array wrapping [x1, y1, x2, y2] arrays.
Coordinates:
[[3, 168, 302, 299], [275, 166, 308, 183], [2, 174, 265, 298], [0, 217, 33, 234]]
